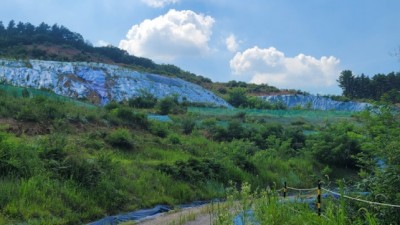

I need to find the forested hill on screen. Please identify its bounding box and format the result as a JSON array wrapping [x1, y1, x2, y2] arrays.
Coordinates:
[[0, 20, 282, 97], [338, 70, 400, 104], [0, 20, 214, 86]]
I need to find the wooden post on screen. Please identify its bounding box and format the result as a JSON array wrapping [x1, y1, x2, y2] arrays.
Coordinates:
[[317, 180, 321, 216], [284, 181, 287, 198]]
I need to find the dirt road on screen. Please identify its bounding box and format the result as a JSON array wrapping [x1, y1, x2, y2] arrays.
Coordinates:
[[121, 204, 215, 225]]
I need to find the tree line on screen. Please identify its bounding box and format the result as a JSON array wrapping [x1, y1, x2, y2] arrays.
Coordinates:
[[338, 70, 400, 103]]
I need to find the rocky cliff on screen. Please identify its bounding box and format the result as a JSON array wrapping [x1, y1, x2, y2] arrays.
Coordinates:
[[0, 59, 230, 107], [261, 94, 371, 111]]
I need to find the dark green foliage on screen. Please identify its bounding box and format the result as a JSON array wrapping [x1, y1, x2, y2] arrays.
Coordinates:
[[285, 128, 306, 150], [338, 70, 400, 102], [157, 96, 180, 115], [115, 107, 148, 128], [227, 88, 287, 109], [306, 122, 361, 168], [95, 45, 156, 69], [106, 128, 134, 149], [105, 101, 120, 111], [168, 134, 181, 144], [355, 109, 400, 223], [228, 88, 248, 107], [181, 118, 196, 134], [150, 121, 169, 138], [128, 92, 158, 108], [157, 158, 226, 183]]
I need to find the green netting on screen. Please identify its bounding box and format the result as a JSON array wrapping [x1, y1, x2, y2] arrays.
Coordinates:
[[188, 107, 354, 125], [189, 107, 353, 117], [0, 84, 96, 108]]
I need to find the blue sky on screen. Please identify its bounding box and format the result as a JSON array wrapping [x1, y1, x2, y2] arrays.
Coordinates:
[[1, 0, 400, 94]]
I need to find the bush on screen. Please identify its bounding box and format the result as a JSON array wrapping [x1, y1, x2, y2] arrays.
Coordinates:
[[228, 88, 248, 107], [157, 158, 226, 183], [150, 121, 169, 138], [106, 128, 134, 150], [168, 134, 181, 144], [128, 92, 158, 108], [116, 107, 149, 128], [181, 118, 195, 134], [157, 96, 179, 115]]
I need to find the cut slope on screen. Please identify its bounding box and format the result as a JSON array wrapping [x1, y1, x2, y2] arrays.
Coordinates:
[[0, 59, 230, 107], [261, 94, 370, 111]]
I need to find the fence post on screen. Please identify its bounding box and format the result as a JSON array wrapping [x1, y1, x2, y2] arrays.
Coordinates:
[[317, 180, 321, 216], [284, 181, 287, 198]]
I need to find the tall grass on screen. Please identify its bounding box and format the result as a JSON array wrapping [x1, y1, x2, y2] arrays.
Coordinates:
[[212, 182, 378, 225]]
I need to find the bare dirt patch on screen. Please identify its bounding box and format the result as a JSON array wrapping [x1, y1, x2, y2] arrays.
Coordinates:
[[0, 118, 51, 136]]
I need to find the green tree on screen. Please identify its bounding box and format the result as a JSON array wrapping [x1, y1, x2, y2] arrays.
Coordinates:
[[228, 88, 248, 108], [338, 70, 355, 97]]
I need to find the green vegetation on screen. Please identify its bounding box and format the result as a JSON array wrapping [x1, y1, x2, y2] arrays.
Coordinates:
[[226, 87, 286, 109], [338, 70, 400, 103], [0, 85, 398, 224], [211, 182, 378, 225]]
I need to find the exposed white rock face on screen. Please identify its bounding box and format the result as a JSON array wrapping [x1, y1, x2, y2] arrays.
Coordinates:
[[261, 94, 371, 111], [0, 59, 230, 107]]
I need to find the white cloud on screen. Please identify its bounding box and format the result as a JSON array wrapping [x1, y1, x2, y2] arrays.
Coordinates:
[[141, 0, 180, 8], [230, 46, 340, 92], [119, 9, 215, 62], [226, 34, 239, 52], [96, 40, 111, 47]]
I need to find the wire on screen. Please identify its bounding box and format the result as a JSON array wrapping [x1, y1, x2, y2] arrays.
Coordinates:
[[322, 188, 400, 208], [287, 186, 317, 191]]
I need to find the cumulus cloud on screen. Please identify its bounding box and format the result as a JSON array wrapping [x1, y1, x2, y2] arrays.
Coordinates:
[[141, 0, 179, 8], [226, 34, 239, 52], [230, 46, 340, 92], [96, 40, 110, 47], [119, 9, 215, 62]]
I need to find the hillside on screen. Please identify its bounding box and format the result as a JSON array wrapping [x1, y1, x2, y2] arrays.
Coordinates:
[[0, 88, 398, 224], [0, 20, 283, 97], [0, 58, 230, 107]]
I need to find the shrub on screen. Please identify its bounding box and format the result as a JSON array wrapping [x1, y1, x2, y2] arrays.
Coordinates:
[[16, 105, 39, 122], [105, 101, 119, 111], [106, 128, 134, 150], [157, 96, 179, 115], [128, 92, 158, 108], [181, 118, 195, 134], [107, 107, 149, 128], [157, 158, 226, 183], [168, 134, 181, 144], [150, 121, 169, 138], [228, 88, 248, 107]]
